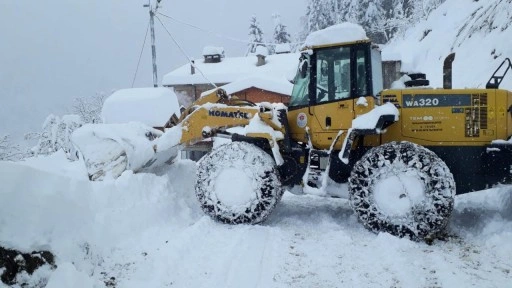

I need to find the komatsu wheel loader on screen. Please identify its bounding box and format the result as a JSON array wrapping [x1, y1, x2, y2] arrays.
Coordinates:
[[73, 23, 512, 241]]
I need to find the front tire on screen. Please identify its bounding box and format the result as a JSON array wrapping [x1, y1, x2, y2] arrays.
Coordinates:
[[195, 141, 283, 224], [349, 141, 455, 240]]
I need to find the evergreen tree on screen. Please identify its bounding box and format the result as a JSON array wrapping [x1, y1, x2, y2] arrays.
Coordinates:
[[306, 0, 336, 34], [247, 15, 264, 55], [301, 0, 446, 44], [272, 13, 291, 44]]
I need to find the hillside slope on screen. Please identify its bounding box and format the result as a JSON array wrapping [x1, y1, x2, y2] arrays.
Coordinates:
[[383, 0, 512, 90]]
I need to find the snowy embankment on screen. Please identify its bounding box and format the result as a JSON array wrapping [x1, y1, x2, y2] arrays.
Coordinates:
[[383, 0, 512, 90], [1, 153, 511, 287]]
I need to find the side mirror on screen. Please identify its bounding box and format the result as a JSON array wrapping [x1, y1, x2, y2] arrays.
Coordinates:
[[299, 60, 308, 79]]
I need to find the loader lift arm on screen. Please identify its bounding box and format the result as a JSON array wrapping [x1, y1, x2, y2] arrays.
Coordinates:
[[73, 89, 287, 181]]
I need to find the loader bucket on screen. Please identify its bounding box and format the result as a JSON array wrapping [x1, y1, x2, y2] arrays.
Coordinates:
[[72, 122, 181, 180]]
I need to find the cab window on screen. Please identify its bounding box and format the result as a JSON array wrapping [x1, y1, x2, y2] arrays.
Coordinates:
[[316, 47, 350, 104], [290, 54, 310, 107], [356, 49, 368, 96]]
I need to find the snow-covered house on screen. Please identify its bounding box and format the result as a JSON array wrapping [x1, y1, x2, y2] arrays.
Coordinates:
[[162, 49, 300, 105]]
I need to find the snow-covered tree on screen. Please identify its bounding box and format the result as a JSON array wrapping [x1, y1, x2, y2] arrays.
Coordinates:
[[300, 0, 446, 44], [247, 15, 265, 55], [72, 92, 108, 124], [0, 135, 23, 161], [272, 13, 291, 44], [361, 0, 388, 43], [306, 0, 336, 33], [28, 114, 83, 159]]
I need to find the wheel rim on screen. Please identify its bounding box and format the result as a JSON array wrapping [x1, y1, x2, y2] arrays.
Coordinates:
[[373, 170, 426, 218], [214, 167, 256, 211]]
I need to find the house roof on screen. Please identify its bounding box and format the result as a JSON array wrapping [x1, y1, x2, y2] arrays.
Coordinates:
[[219, 75, 293, 96], [162, 52, 300, 86]]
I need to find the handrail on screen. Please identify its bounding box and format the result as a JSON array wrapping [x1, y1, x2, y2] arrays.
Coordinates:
[[486, 58, 512, 89]]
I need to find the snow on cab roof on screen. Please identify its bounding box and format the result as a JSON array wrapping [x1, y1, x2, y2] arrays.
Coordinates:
[[102, 87, 180, 127], [162, 53, 300, 86], [303, 22, 369, 49]]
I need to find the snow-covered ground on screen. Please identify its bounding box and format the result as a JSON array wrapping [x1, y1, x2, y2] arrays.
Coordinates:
[[1, 152, 511, 287]]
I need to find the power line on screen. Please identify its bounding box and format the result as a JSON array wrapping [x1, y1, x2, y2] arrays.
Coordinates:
[[132, 19, 150, 88], [157, 12, 304, 46], [155, 15, 218, 88]]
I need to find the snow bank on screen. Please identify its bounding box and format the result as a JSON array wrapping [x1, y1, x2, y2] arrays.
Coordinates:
[[0, 154, 200, 286], [1, 151, 512, 287], [303, 22, 368, 48], [102, 87, 180, 127]]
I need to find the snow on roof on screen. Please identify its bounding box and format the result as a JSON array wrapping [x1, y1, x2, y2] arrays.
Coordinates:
[[275, 43, 291, 54], [255, 45, 269, 56], [220, 75, 293, 96], [163, 52, 300, 86], [202, 46, 224, 56], [303, 22, 369, 48], [102, 87, 180, 127]]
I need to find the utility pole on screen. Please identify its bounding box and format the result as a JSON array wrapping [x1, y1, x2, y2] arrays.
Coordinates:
[[144, 0, 161, 87]]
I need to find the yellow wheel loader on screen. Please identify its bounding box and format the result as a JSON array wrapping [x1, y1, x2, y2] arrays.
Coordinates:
[[73, 24, 512, 241]]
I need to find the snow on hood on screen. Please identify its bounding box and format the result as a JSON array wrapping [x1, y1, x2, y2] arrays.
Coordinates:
[[102, 87, 180, 127], [352, 102, 399, 130], [303, 22, 369, 49]]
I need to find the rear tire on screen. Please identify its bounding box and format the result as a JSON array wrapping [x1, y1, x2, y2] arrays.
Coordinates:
[[349, 141, 455, 240], [195, 141, 283, 224]]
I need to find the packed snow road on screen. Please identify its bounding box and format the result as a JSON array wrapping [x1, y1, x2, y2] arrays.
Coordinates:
[[0, 153, 511, 287]]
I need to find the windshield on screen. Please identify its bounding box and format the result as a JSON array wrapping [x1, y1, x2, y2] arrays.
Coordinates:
[[289, 54, 310, 107]]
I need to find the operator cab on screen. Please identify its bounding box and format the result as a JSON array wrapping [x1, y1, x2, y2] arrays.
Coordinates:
[[289, 40, 383, 109]]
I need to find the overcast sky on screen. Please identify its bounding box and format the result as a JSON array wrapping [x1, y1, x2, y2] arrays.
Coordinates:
[[0, 0, 306, 142]]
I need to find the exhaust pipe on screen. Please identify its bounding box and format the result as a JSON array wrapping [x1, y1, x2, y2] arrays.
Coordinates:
[[443, 53, 456, 89]]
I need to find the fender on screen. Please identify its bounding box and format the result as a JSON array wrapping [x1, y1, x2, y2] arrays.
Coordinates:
[[339, 114, 397, 164]]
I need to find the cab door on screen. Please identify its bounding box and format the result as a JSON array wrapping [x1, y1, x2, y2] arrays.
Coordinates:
[[310, 45, 372, 148]]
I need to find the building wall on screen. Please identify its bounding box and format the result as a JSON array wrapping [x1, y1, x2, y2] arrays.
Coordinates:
[[167, 85, 290, 105], [232, 87, 290, 105], [167, 83, 224, 103]]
